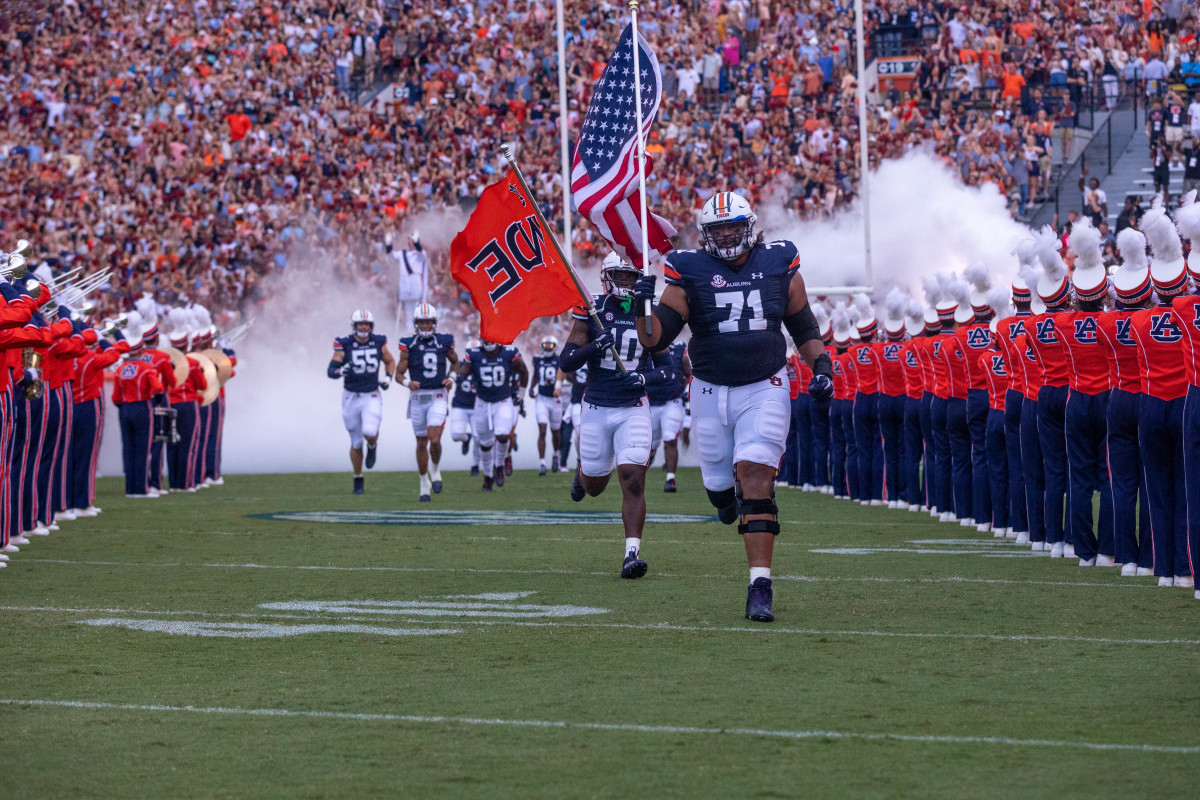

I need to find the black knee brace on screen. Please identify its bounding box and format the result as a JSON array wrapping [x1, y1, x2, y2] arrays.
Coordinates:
[[738, 497, 778, 517], [706, 487, 738, 525], [738, 519, 781, 535]]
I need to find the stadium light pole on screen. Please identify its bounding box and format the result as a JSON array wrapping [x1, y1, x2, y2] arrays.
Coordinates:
[[556, 0, 573, 265], [854, 0, 874, 291]]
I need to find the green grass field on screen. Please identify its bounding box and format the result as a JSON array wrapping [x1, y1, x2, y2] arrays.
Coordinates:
[[1, 468, 1197, 798]]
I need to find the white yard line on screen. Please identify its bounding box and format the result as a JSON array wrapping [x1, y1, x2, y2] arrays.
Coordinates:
[[2, 604, 1194, 645], [1, 698, 1195, 754]]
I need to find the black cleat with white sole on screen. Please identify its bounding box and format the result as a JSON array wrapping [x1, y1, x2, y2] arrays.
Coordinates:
[[664, 477, 676, 493], [365, 445, 377, 470], [481, 475, 493, 492], [620, 550, 648, 580], [745, 578, 774, 622], [353, 476, 364, 495], [570, 469, 585, 502], [494, 467, 505, 488]]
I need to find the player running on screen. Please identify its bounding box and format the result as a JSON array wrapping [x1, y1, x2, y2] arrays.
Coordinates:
[[560, 253, 676, 580], [530, 335, 566, 475], [458, 339, 528, 490], [396, 304, 457, 502], [647, 341, 691, 492], [328, 308, 395, 495], [635, 191, 834, 622], [449, 343, 481, 476]]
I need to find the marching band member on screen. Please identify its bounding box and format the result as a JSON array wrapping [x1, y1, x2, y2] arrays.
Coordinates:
[[168, 311, 207, 493], [981, 289, 1013, 537], [69, 319, 128, 516], [877, 290, 910, 508], [1172, 192, 1200, 597], [112, 324, 164, 498], [898, 300, 928, 511], [849, 294, 883, 505], [993, 271, 1035, 545], [958, 265, 998, 531]]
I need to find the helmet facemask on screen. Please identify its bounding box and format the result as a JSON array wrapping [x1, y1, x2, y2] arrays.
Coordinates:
[[700, 218, 756, 262], [601, 263, 640, 299]]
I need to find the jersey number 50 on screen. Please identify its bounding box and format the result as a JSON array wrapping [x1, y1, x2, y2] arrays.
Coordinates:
[[716, 290, 767, 333], [478, 364, 507, 387]]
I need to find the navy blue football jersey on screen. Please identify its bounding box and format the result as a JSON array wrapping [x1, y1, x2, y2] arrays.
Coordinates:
[[398, 332, 455, 387], [531, 354, 560, 396], [647, 342, 687, 405], [573, 294, 671, 408], [568, 363, 589, 404], [663, 241, 799, 387], [464, 345, 522, 403], [452, 371, 477, 409], [334, 333, 388, 393]]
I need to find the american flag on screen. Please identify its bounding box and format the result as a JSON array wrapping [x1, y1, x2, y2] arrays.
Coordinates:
[[571, 23, 676, 268]]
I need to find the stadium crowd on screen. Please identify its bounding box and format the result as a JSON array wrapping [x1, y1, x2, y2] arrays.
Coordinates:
[[3, 0, 1200, 340]]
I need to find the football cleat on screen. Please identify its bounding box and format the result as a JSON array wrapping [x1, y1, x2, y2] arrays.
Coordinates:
[[482, 475, 494, 492], [621, 549, 648, 580], [419, 474, 432, 503], [551, 454, 559, 473], [461, 438, 471, 456], [664, 477, 676, 493], [539, 463, 547, 476], [494, 467, 505, 487], [470, 466, 480, 477], [365, 444, 377, 470], [504, 456, 513, 476], [745, 577, 774, 622], [353, 476, 364, 495], [570, 470, 585, 502], [431, 467, 443, 494]]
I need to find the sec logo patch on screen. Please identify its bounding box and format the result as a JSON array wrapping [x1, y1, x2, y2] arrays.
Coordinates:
[[710, 274, 727, 288], [605, 312, 614, 321]]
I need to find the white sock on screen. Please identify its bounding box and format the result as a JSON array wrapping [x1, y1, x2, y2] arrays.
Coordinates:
[[666, 472, 676, 481], [540, 458, 547, 467], [750, 567, 771, 583], [472, 439, 480, 466], [431, 463, 441, 481], [480, 446, 494, 475], [625, 537, 641, 557], [497, 439, 510, 462]]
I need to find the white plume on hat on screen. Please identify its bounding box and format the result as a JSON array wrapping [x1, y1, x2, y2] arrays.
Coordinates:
[[1068, 216, 1108, 298], [921, 274, 943, 308], [1033, 225, 1069, 303], [134, 293, 158, 326], [1142, 194, 1184, 263], [122, 309, 144, 346], [946, 273, 974, 324], [1116, 228, 1150, 271], [168, 307, 192, 341], [1174, 190, 1200, 276], [1013, 238, 1043, 293], [191, 305, 213, 336], [884, 287, 907, 335], [851, 292, 876, 332], [812, 300, 831, 338], [963, 260, 992, 310], [986, 285, 1012, 319], [904, 297, 925, 337], [830, 301, 853, 344]]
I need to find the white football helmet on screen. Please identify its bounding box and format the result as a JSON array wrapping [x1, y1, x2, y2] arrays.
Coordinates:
[[698, 191, 758, 262], [351, 308, 374, 340], [413, 303, 437, 339], [601, 252, 640, 299], [540, 335, 558, 354]]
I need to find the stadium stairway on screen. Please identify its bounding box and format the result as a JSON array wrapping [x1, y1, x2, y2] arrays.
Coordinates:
[[1095, 124, 1181, 225]]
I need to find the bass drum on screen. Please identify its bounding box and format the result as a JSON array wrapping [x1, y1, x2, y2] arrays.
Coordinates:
[[191, 353, 221, 407]]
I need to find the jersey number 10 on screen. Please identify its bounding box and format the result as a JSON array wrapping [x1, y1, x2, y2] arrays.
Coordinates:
[[599, 329, 642, 370], [716, 290, 767, 333]]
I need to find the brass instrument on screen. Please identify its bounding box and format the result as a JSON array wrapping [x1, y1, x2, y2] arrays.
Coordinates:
[[22, 348, 43, 400]]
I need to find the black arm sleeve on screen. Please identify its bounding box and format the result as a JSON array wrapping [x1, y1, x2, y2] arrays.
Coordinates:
[[647, 304, 685, 352], [558, 340, 594, 372], [783, 303, 821, 347], [640, 351, 675, 385]]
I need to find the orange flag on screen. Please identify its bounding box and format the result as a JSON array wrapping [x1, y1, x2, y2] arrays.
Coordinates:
[[450, 169, 586, 344]]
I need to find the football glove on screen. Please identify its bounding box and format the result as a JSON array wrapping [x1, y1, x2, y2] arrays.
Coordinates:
[[379, 374, 391, 391], [808, 374, 834, 404], [621, 370, 647, 391], [632, 273, 657, 303], [591, 328, 616, 353]]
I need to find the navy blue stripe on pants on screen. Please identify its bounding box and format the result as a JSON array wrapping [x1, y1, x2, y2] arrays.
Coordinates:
[[9, 394, 29, 541], [170, 401, 200, 490], [1139, 395, 1189, 578], [986, 407, 1008, 530], [1020, 396, 1045, 543], [919, 393, 937, 510], [967, 389, 991, 524], [1065, 389, 1113, 560], [878, 393, 905, 502], [1037, 385, 1069, 544], [1108, 389, 1152, 568], [1004, 389, 1028, 534], [946, 397, 971, 519], [853, 391, 882, 501], [903, 396, 923, 506], [206, 394, 225, 481], [69, 398, 101, 511], [1182, 385, 1200, 580], [119, 401, 153, 496], [930, 396, 951, 513], [841, 400, 860, 501], [810, 401, 830, 488]]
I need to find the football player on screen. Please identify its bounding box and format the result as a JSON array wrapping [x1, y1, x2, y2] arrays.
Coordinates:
[[634, 192, 834, 622], [559, 254, 676, 580], [396, 304, 457, 501], [560, 362, 588, 472], [328, 308, 395, 495], [530, 335, 565, 475], [449, 340, 481, 476], [647, 341, 691, 492], [458, 338, 528, 490]]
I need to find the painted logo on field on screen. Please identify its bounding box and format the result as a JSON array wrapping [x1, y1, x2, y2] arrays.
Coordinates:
[[811, 538, 1038, 558], [78, 592, 608, 639], [248, 510, 719, 526]]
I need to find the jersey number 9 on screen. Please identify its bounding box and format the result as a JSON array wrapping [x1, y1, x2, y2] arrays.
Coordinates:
[[422, 351, 440, 378]]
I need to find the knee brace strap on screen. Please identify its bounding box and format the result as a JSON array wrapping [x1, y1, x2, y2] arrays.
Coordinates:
[[738, 497, 778, 517], [738, 519, 781, 536]]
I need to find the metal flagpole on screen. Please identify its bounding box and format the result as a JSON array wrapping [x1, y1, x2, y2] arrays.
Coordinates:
[[500, 145, 628, 372], [555, 0, 573, 265], [627, 0, 654, 318], [854, 0, 874, 290]]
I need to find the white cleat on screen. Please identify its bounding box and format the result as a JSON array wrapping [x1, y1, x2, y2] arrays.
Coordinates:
[[1014, 530, 1029, 544], [939, 512, 956, 523], [419, 474, 433, 503], [74, 507, 98, 517], [1195, 590, 1199, 601], [859, 500, 871, 506], [30, 526, 49, 536], [1137, 567, 1154, 577], [1120, 563, 1139, 577], [1, 543, 18, 553], [1095, 554, 1116, 567], [977, 522, 992, 533], [209, 477, 225, 486], [1174, 575, 1195, 589], [199, 480, 212, 489], [56, 510, 77, 522], [887, 500, 899, 510], [1078, 558, 1096, 567], [11, 535, 30, 546], [1031, 541, 1046, 552], [1063, 543, 1076, 558], [959, 517, 976, 527], [1158, 576, 1175, 587], [1050, 542, 1065, 558]]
